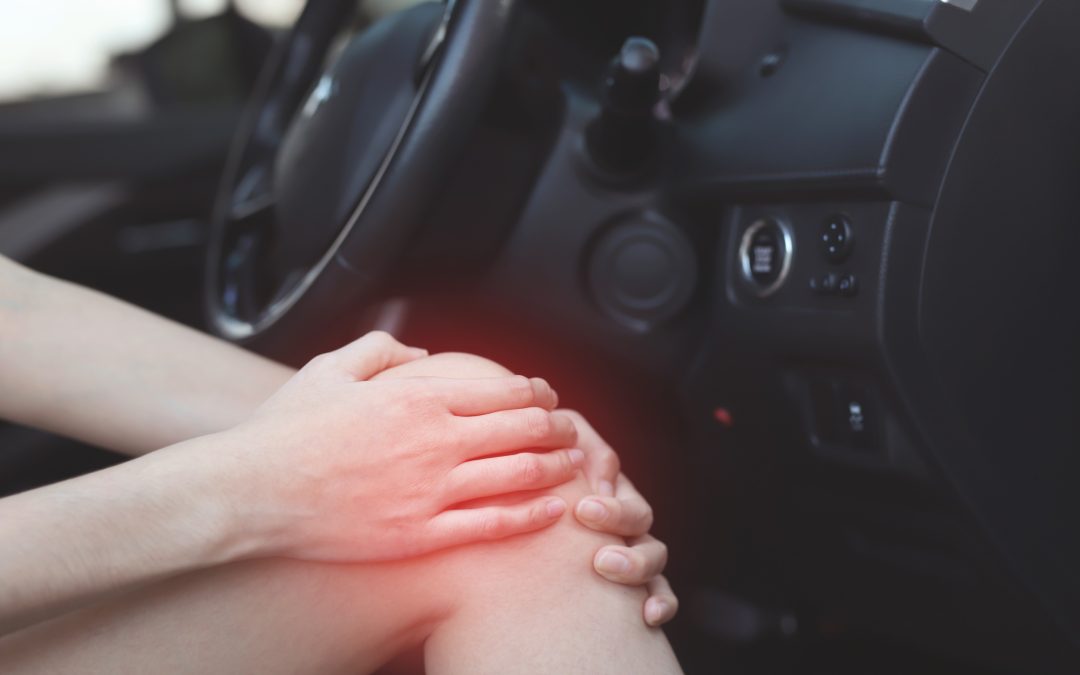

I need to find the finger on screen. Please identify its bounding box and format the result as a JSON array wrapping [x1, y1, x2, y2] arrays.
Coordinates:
[[424, 497, 566, 549], [559, 410, 619, 492], [593, 535, 668, 586], [444, 448, 584, 504], [326, 331, 428, 381], [644, 574, 679, 626], [454, 409, 577, 460], [428, 376, 558, 416], [574, 492, 654, 538]]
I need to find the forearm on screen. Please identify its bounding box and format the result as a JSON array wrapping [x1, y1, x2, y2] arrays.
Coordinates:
[[0, 257, 292, 454], [0, 434, 246, 635]]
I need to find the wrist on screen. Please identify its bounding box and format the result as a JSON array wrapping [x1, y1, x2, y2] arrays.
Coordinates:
[[136, 432, 261, 568]]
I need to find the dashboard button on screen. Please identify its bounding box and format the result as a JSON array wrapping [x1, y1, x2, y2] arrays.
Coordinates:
[[738, 219, 793, 297], [820, 215, 854, 263], [835, 382, 878, 450], [750, 229, 781, 283], [837, 274, 858, 297], [810, 378, 879, 452], [810, 273, 839, 295]]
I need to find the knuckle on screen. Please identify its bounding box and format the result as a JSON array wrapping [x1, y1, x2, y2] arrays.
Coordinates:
[[523, 408, 553, 442], [518, 454, 545, 485], [599, 448, 620, 475], [478, 512, 504, 539], [365, 330, 395, 347], [531, 378, 553, 401], [556, 414, 576, 439], [655, 541, 669, 569], [509, 375, 533, 403], [303, 352, 334, 372], [531, 500, 553, 524], [558, 450, 575, 474], [640, 503, 655, 531], [559, 408, 583, 423]]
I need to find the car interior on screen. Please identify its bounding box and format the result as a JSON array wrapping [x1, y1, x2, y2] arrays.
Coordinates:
[[1, 0, 1078, 672]]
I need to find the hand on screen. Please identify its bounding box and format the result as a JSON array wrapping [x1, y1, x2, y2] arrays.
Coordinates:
[[214, 332, 583, 563], [560, 410, 679, 627]]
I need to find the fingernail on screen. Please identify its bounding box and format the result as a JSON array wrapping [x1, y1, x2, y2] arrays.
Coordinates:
[[646, 599, 668, 625], [577, 498, 608, 523], [568, 449, 585, 466], [599, 480, 615, 497], [596, 550, 631, 575], [545, 498, 566, 518]]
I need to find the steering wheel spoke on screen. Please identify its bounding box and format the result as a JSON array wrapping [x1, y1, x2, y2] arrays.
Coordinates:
[[207, 0, 520, 344], [220, 232, 266, 320], [229, 163, 277, 223]]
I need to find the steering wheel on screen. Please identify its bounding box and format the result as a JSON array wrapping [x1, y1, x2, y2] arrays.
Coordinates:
[[205, 0, 519, 349]]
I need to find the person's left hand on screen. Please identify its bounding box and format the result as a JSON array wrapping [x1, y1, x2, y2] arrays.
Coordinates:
[[558, 410, 679, 628]]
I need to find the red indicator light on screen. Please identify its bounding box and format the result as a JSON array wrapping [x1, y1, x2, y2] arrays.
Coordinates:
[[712, 407, 733, 428]]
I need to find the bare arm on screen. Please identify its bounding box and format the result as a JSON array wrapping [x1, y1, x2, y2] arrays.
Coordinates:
[[0, 255, 292, 455], [0, 256, 679, 626], [0, 336, 574, 635], [0, 434, 242, 634]]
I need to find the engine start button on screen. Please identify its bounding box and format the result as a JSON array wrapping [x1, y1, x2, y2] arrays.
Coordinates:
[[739, 219, 793, 297], [749, 228, 781, 283]]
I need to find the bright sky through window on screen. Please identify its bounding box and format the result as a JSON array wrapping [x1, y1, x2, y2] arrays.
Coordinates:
[[0, 0, 303, 103]]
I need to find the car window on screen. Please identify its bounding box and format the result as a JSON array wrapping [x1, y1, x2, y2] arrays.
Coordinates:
[[0, 0, 304, 105]]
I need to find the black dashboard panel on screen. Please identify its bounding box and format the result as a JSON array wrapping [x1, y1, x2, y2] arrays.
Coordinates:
[[681, 22, 932, 192], [909, 0, 1080, 656], [679, 15, 985, 206], [671, 0, 1080, 669]]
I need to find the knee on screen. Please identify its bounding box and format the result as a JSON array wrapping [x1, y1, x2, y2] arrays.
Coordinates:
[[421, 352, 513, 378], [429, 471, 635, 622], [372, 351, 513, 381]]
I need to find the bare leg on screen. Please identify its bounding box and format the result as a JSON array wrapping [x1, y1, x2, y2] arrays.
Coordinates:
[[376, 354, 679, 675], [0, 353, 681, 674]]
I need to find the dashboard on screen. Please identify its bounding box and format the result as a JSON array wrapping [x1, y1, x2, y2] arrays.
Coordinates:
[[465, 0, 1080, 669], [201, 0, 1080, 669], [676, 0, 1080, 669]]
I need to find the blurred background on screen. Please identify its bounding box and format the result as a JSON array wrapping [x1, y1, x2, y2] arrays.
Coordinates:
[[0, 2, 1058, 674], [0, 0, 302, 104], [0, 0, 426, 493], [0, 0, 293, 492]]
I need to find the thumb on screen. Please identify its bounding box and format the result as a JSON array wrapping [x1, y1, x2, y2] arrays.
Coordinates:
[[332, 331, 428, 380]]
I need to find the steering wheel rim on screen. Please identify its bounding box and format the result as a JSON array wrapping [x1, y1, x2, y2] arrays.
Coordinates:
[[205, 0, 517, 345]]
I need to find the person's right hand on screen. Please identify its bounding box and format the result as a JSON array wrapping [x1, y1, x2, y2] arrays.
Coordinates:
[[209, 332, 582, 564]]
